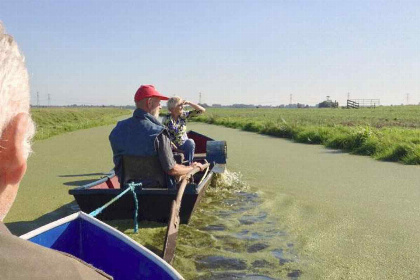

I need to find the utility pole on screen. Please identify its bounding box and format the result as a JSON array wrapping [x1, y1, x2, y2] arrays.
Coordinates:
[[406, 93, 409, 105], [199, 92, 202, 104], [48, 94, 51, 107], [347, 92, 350, 100], [289, 94, 292, 105], [37, 92, 40, 107]]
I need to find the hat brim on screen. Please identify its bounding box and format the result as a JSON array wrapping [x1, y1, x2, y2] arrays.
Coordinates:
[[155, 95, 169, 101]]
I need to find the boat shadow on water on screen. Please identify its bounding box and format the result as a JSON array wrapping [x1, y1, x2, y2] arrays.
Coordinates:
[[60, 172, 112, 186], [59, 172, 110, 178], [6, 201, 80, 236], [7, 172, 114, 235], [62, 179, 101, 186]]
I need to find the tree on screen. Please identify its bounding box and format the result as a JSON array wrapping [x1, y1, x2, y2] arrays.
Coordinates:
[[318, 100, 339, 108]]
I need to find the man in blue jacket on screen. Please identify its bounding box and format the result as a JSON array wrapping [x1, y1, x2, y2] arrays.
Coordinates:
[[109, 85, 204, 187]]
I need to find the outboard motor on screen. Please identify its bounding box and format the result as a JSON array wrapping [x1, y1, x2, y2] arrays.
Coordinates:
[[206, 141, 227, 164]]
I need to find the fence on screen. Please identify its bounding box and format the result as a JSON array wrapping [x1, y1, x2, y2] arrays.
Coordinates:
[[347, 99, 380, 108], [347, 100, 359, 109]]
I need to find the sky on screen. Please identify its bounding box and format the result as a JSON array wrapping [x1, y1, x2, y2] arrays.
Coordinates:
[[1, 0, 419, 106]]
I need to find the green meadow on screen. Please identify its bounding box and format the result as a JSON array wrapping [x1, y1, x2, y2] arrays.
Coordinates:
[[192, 106, 420, 165], [31, 107, 131, 140], [30, 106, 420, 164]]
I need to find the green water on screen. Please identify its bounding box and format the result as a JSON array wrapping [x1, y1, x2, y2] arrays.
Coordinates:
[[6, 122, 420, 279]]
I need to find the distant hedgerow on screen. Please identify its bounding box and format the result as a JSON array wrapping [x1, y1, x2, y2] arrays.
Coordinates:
[[190, 107, 420, 165]]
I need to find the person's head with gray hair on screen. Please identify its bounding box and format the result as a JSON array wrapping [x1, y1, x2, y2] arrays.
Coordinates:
[[167, 96, 184, 111], [0, 22, 35, 221], [167, 96, 183, 111]]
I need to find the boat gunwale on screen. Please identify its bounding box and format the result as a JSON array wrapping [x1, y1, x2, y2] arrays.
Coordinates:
[[69, 167, 215, 196], [20, 211, 184, 279]]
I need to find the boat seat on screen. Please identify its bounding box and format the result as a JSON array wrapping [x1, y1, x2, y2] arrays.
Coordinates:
[[122, 155, 167, 188], [194, 153, 206, 160]]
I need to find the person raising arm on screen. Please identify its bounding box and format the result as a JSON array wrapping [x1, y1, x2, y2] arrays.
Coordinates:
[[163, 97, 205, 164], [109, 86, 205, 188]]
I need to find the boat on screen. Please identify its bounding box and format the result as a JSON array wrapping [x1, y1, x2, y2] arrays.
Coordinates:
[[20, 211, 184, 280], [69, 131, 227, 223]]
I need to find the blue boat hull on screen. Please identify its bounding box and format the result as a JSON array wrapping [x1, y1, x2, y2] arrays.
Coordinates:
[[20, 212, 183, 280]]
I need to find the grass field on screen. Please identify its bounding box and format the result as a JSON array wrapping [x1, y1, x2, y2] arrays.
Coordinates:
[[29, 106, 420, 164], [31, 107, 131, 140], [192, 106, 420, 165]]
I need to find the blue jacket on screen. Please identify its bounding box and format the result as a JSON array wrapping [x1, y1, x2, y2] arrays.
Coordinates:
[[109, 109, 165, 183]]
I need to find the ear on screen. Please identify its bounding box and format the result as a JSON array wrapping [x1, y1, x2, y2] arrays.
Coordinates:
[[143, 98, 149, 110], [0, 113, 29, 188]]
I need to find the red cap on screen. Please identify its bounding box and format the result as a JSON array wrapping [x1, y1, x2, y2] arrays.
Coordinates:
[[134, 85, 169, 102]]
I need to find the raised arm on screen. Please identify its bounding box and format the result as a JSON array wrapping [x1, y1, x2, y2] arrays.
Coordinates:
[[184, 101, 206, 113]]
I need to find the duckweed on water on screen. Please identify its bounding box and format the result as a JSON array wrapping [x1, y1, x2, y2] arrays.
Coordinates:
[[111, 171, 304, 279]]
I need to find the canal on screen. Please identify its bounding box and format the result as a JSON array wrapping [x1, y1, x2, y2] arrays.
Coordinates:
[[6, 122, 420, 279]]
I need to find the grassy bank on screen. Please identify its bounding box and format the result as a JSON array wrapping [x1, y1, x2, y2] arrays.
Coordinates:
[[31, 107, 131, 140], [192, 106, 420, 165]]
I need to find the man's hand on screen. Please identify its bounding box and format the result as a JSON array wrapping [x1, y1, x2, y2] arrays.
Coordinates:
[[191, 162, 205, 172]]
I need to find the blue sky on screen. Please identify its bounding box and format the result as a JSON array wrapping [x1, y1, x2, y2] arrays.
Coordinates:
[[1, 0, 419, 106]]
